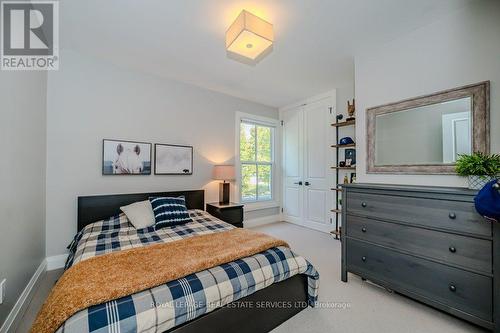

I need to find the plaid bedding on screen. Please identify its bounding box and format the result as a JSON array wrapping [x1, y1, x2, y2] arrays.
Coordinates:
[[58, 210, 319, 333]]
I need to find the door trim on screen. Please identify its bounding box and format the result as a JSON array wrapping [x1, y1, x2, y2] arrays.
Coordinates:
[[279, 91, 336, 232]]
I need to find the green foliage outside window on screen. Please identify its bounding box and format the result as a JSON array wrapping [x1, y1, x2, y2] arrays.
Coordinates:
[[240, 122, 273, 201]]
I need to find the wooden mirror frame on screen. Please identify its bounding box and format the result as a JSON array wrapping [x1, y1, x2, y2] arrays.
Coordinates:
[[366, 81, 490, 174]]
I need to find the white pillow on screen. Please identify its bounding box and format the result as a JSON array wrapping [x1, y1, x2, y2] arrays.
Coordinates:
[[120, 200, 155, 229]]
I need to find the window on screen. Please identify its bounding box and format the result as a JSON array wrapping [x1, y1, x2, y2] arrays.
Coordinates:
[[239, 120, 275, 203]]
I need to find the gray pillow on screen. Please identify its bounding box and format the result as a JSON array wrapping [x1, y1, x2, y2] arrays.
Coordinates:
[[120, 200, 155, 229]]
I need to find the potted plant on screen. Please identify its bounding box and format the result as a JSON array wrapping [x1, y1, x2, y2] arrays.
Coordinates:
[[455, 152, 500, 190]]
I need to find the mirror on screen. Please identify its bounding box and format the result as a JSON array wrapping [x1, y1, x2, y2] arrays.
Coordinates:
[[367, 81, 489, 174], [375, 97, 471, 165]]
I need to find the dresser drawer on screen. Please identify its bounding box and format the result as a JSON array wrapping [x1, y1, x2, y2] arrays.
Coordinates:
[[346, 192, 491, 237], [346, 215, 492, 274], [346, 238, 492, 321]]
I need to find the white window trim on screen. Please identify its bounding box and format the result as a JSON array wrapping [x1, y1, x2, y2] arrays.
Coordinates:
[[235, 111, 280, 210]]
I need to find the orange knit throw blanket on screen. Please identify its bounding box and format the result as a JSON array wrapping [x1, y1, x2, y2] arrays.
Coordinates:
[[31, 228, 289, 333]]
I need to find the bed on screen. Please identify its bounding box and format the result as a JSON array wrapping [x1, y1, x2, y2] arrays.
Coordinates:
[[47, 190, 319, 333]]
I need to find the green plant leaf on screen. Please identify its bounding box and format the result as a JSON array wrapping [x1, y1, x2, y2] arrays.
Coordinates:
[[455, 152, 500, 177]]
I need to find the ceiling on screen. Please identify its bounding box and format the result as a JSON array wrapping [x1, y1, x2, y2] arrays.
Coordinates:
[[60, 0, 471, 108]]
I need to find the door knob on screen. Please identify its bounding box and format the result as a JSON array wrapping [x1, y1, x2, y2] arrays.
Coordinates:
[[304, 181, 310, 186], [448, 212, 456, 219], [361, 202, 367, 208], [293, 181, 303, 185]]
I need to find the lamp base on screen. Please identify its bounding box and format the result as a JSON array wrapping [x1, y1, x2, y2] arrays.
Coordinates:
[[219, 182, 230, 205]]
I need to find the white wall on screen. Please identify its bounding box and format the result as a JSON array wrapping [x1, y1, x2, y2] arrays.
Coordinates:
[[335, 80, 356, 152], [336, 80, 355, 121], [0, 71, 47, 326], [45, 50, 278, 257], [355, 0, 500, 186]]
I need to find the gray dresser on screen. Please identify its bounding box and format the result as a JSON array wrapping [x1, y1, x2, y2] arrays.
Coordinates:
[[341, 183, 498, 331]]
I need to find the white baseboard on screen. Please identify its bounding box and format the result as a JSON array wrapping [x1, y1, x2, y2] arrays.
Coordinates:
[[282, 219, 331, 234], [46, 254, 68, 271], [244, 214, 281, 228], [0, 260, 46, 333]]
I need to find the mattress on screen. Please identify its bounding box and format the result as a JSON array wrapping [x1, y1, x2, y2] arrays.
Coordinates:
[[58, 210, 319, 333]]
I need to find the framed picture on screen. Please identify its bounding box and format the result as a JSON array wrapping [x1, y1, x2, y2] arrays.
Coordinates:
[[345, 148, 356, 165], [102, 139, 151, 175], [154, 144, 193, 175], [350, 172, 357, 183]]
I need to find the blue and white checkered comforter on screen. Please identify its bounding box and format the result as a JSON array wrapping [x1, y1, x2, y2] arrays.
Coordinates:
[[57, 210, 319, 333]]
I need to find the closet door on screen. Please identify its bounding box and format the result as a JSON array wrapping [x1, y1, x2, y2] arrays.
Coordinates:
[[281, 95, 334, 232], [282, 105, 304, 224], [303, 98, 333, 232]]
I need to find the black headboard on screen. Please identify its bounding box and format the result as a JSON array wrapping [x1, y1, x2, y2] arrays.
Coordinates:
[[77, 190, 204, 231]]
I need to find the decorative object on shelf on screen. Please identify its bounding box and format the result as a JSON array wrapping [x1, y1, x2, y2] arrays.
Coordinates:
[[154, 144, 193, 175], [474, 179, 500, 222], [212, 165, 236, 204], [350, 173, 356, 183], [345, 148, 356, 165], [331, 108, 356, 240], [455, 152, 500, 190], [345, 159, 352, 167], [102, 139, 151, 175], [346, 99, 355, 121], [339, 137, 355, 145]]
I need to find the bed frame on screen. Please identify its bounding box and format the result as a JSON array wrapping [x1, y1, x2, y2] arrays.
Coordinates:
[[77, 190, 205, 231], [77, 190, 309, 333]]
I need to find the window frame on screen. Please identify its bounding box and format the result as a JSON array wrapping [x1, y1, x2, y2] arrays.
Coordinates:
[[235, 112, 280, 210]]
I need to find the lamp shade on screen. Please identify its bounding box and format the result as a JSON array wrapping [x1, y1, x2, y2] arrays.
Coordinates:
[[212, 165, 235, 181], [226, 10, 273, 61]]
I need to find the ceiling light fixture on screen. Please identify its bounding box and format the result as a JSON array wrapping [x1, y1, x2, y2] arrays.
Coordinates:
[[225, 10, 273, 64]]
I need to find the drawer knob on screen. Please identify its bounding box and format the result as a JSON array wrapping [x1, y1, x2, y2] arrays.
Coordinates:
[[361, 202, 367, 208], [449, 284, 457, 292], [361, 227, 367, 233], [361, 256, 367, 262], [448, 212, 456, 219], [449, 246, 456, 253]]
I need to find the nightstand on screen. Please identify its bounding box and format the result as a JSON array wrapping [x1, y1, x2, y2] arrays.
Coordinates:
[[206, 202, 244, 228]]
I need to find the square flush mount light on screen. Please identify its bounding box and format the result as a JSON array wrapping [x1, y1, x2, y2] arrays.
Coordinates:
[[226, 10, 273, 64]]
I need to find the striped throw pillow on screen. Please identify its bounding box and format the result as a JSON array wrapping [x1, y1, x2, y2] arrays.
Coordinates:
[[149, 196, 192, 230]]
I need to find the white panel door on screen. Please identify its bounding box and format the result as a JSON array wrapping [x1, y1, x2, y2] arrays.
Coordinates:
[[282, 105, 304, 224], [303, 98, 333, 232], [442, 112, 471, 163]]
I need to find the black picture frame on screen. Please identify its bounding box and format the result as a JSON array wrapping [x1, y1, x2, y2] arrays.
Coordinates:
[[102, 139, 152, 175], [154, 143, 193, 175], [350, 172, 356, 183], [345, 148, 356, 165]]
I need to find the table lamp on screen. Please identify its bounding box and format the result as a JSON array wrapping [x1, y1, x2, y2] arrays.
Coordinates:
[[212, 165, 235, 204]]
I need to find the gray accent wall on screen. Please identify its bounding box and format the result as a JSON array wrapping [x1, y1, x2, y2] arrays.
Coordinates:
[[355, 0, 500, 186], [0, 71, 47, 326], [45, 50, 279, 257]]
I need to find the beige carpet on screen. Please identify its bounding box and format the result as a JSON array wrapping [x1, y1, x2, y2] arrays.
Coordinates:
[[252, 222, 486, 333], [16, 222, 486, 333]]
